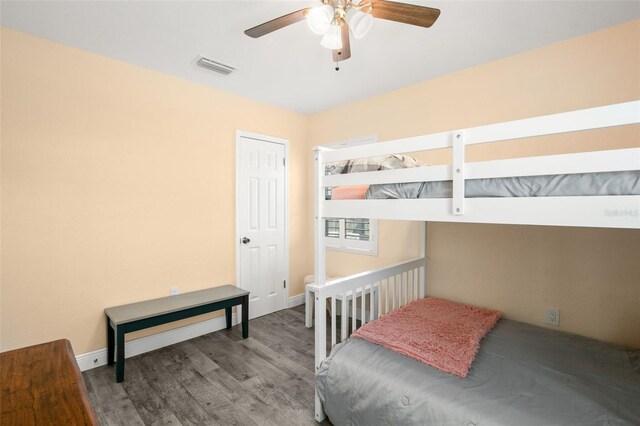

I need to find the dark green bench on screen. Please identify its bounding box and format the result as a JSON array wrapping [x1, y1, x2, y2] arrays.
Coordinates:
[[105, 285, 249, 382]]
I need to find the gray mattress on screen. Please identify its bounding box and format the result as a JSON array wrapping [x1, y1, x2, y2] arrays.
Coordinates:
[[365, 170, 640, 199], [316, 319, 640, 426]]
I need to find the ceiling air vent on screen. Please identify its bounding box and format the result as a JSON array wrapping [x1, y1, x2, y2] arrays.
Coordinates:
[[196, 56, 235, 75]]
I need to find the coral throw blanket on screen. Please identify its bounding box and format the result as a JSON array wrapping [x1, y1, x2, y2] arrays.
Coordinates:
[[352, 297, 502, 378]]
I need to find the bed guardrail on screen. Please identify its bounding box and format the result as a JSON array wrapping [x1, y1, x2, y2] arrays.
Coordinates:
[[315, 100, 640, 226], [318, 101, 639, 164], [309, 256, 426, 351]]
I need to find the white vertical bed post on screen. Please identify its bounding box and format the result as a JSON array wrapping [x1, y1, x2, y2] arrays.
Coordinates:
[[313, 147, 327, 422], [452, 131, 465, 215], [420, 221, 427, 299]]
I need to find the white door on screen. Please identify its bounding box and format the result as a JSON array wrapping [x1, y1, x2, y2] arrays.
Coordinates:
[[236, 132, 288, 320]]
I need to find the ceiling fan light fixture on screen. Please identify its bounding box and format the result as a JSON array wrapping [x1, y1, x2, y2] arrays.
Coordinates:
[[307, 4, 333, 35], [245, 0, 441, 66], [320, 24, 343, 50], [349, 10, 373, 39]]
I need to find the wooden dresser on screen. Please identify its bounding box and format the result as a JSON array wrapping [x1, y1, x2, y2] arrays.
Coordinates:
[[1, 339, 98, 425]]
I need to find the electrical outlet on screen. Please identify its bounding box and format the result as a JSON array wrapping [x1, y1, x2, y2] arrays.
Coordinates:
[[545, 307, 560, 326], [170, 287, 180, 296]]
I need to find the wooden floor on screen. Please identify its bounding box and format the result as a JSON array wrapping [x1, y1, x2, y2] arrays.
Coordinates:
[[83, 305, 331, 426]]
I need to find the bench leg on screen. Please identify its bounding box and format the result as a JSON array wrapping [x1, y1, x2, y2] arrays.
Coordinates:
[[116, 329, 125, 383], [242, 295, 249, 339], [107, 318, 115, 365], [225, 307, 232, 329], [305, 288, 313, 328]]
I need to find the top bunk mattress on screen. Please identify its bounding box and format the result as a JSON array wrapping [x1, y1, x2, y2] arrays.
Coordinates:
[[316, 319, 640, 425], [326, 156, 640, 199], [366, 170, 640, 199]]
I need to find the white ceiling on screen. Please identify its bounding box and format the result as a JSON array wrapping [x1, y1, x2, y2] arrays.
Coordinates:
[[2, 1, 639, 114]]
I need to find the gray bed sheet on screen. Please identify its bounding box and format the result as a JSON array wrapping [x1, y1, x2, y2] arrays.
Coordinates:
[[365, 170, 640, 199], [316, 319, 640, 426]]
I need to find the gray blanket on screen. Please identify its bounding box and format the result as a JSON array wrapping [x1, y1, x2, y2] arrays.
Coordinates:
[[317, 319, 640, 425], [366, 170, 640, 199]]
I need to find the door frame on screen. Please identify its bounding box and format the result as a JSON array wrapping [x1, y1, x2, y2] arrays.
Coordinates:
[[235, 130, 289, 321]]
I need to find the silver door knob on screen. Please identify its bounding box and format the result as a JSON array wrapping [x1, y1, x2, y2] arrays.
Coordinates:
[[241, 237, 250, 244]]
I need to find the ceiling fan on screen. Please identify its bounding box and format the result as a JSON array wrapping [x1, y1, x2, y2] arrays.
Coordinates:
[[244, 0, 440, 69]]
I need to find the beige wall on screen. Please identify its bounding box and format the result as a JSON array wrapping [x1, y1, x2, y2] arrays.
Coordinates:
[[0, 28, 311, 353], [2, 20, 639, 355], [309, 20, 640, 348]]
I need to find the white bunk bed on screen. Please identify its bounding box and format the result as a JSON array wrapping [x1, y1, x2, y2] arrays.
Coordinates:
[[309, 101, 640, 424]]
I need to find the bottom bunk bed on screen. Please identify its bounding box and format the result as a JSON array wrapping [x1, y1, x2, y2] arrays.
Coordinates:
[[311, 261, 640, 425], [316, 311, 640, 425]]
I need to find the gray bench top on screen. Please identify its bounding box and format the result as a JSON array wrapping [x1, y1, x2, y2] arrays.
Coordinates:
[[105, 285, 249, 325]]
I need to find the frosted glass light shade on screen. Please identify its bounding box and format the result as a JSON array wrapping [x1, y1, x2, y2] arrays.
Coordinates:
[[349, 10, 373, 39], [307, 5, 333, 35], [320, 24, 342, 50]]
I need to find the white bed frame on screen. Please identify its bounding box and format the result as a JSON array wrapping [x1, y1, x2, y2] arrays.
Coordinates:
[[310, 100, 640, 422]]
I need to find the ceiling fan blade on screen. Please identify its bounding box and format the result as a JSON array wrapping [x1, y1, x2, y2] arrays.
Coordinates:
[[244, 8, 311, 38], [333, 24, 351, 62], [369, 0, 440, 28]]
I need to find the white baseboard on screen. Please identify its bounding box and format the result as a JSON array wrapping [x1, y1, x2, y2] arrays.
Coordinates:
[[288, 293, 305, 308], [76, 313, 236, 372]]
